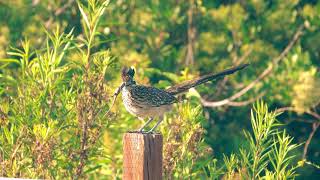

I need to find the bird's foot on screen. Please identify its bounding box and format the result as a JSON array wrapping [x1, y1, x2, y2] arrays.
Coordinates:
[[145, 129, 158, 134], [137, 128, 145, 133], [127, 128, 146, 133], [145, 130, 154, 134], [127, 129, 157, 134]]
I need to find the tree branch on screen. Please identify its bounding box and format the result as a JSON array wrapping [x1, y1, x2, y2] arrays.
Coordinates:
[[275, 107, 320, 122], [201, 24, 305, 107], [185, 0, 195, 66], [306, 110, 320, 120], [273, 107, 320, 159], [303, 122, 320, 159], [225, 91, 266, 107], [274, 107, 295, 113]]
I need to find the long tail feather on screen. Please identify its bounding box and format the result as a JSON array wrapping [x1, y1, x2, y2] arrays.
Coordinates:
[[165, 64, 249, 95]]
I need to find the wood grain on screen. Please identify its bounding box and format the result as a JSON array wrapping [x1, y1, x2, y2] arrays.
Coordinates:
[[123, 132, 163, 180]]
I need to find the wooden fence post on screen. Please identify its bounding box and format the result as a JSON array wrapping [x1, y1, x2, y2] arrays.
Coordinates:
[[123, 132, 163, 180]]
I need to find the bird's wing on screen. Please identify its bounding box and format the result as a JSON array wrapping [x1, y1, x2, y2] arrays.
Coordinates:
[[130, 85, 177, 107]]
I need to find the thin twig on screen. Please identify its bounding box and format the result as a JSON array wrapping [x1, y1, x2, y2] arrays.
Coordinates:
[[43, 0, 75, 28], [303, 122, 320, 159], [275, 107, 320, 122], [10, 127, 26, 163], [274, 107, 318, 124], [275, 107, 320, 159], [225, 91, 266, 107], [55, 0, 75, 16], [306, 110, 320, 120], [274, 107, 295, 113], [235, 48, 253, 67], [216, 48, 252, 96], [286, 118, 315, 124], [75, 104, 89, 178], [201, 24, 305, 107]]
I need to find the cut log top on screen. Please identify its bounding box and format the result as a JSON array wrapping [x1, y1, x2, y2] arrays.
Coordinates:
[[123, 132, 163, 180]]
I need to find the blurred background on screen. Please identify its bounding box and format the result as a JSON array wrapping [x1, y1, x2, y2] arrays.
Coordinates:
[[0, 0, 319, 179]]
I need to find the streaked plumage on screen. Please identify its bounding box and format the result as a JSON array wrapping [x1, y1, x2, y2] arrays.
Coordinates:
[[122, 85, 175, 119], [118, 64, 249, 132]]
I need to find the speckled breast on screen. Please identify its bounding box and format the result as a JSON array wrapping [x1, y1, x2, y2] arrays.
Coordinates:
[[121, 86, 172, 119]]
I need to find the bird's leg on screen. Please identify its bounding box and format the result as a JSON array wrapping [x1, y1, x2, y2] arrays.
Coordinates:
[[137, 118, 154, 132], [146, 117, 163, 133]]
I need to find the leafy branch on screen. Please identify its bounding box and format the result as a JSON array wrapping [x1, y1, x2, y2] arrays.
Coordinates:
[[220, 101, 300, 179], [200, 24, 305, 107]]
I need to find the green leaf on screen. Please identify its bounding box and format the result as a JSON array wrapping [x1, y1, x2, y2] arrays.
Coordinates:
[[84, 165, 102, 174], [78, 3, 90, 30]]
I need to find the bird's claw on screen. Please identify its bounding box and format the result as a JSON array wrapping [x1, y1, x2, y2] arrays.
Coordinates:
[[137, 128, 144, 133], [145, 130, 155, 134], [128, 129, 156, 134], [128, 128, 145, 133]]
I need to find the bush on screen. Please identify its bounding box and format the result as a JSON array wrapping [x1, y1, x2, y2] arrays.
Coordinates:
[[0, 0, 319, 179]]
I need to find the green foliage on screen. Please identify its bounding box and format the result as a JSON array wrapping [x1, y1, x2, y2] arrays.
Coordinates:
[[0, 0, 114, 178], [245, 102, 299, 179], [162, 102, 209, 178], [1, 0, 320, 179], [217, 101, 300, 180]]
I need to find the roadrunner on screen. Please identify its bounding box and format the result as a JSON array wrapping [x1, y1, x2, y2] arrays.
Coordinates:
[[113, 64, 249, 133]]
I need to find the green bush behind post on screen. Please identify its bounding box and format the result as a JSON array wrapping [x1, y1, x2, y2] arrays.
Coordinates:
[[0, 1, 115, 178], [0, 0, 319, 179]]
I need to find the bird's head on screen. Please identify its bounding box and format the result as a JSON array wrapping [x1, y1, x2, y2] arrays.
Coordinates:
[[121, 66, 136, 84]]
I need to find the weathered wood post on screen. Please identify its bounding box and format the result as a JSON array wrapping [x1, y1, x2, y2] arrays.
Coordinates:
[[123, 132, 163, 180]]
